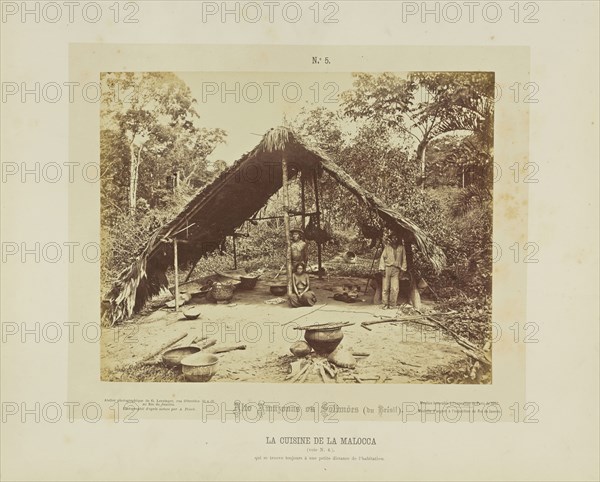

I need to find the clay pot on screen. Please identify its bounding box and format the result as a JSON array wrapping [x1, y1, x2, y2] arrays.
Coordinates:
[[239, 276, 258, 290], [304, 327, 343, 355], [290, 340, 312, 357], [270, 285, 287, 296], [327, 347, 356, 369]]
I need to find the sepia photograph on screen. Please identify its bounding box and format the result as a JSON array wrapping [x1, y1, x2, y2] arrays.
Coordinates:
[[100, 71, 495, 384], [2, 1, 598, 479]]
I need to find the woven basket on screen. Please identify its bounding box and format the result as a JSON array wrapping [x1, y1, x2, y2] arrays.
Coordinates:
[[211, 283, 234, 303]]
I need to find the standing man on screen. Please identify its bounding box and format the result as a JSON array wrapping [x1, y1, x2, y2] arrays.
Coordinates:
[[290, 228, 308, 266], [378, 233, 407, 309]]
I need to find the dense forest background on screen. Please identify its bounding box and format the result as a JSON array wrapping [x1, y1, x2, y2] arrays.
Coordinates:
[[101, 71, 495, 341]]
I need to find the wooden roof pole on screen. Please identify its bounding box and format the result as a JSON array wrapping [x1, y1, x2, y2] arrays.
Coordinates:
[[300, 174, 306, 229], [313, 169, 323, 275], [173, 238, 180, 312], [184, 257, 200, 283], [232, 234, 237, 270], [404, 238, 421, 310], [281, 156, 293, 298]]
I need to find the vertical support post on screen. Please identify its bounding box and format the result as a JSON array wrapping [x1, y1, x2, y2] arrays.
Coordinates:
[[184, 257, 200, 283], [232, 235, 237, 270], [173, 238, 180, 312], [300, 173, 306, 229], [404, 238, 421, 309], [364, 239, 383, 295], [281, 157, 293, 297], [313, 169, 322, 274]]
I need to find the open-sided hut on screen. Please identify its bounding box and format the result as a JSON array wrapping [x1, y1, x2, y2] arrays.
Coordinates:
[[104, 126, 446, 325]]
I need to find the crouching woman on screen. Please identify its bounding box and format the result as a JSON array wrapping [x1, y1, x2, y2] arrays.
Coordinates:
[[289, 262, 317, 307]]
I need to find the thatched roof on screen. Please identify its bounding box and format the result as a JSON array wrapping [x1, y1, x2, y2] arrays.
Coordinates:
[[104, 126, 445, 324]]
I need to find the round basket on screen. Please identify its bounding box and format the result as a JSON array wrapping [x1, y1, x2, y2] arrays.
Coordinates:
[[211, 283, 235, 303]]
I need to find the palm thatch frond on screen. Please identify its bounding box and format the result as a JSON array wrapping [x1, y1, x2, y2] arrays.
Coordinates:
[[259, 126, 293, 152]]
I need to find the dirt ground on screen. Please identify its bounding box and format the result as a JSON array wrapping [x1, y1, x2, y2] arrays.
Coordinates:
[[101, 274, 467, 384]]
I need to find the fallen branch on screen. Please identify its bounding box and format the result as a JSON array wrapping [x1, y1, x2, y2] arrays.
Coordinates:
[[322, 361, 337, 379], [286, 360, 304, 380], [298, 366, 311, 383], [416, 310, 491, 367], [461, 348, 491, 368], [398, 361, 421, 368], [359, 312, 456, 330], [343, 375, 391, 383], [318, 364, 333, 383], [290, 362, 311, 383], [281, 303, 328, 326], [294, 321, 353, 331]]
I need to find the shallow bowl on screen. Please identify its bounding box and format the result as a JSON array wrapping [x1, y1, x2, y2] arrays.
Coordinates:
[[181, 353, 219, 382], [182, 308, 201, 320], [162, 346, 201, 367]]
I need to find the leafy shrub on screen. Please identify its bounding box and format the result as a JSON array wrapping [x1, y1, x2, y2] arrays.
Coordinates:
[[101, 184, 196, 295]]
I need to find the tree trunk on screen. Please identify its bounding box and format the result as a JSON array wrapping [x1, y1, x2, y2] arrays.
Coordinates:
[[128, 141, 143, 215], [416, 140, 427, 189], [128, 141, 136, 214]]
